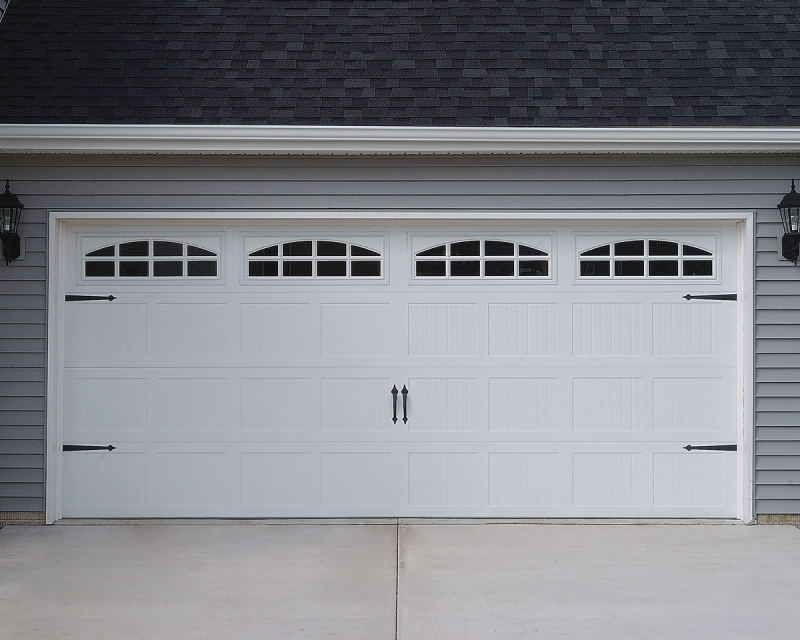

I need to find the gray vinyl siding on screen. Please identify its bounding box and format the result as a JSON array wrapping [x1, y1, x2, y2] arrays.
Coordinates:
[[0, 200, 46, 512], [754, 208, 800, 514], [1, 152, 800, 515]]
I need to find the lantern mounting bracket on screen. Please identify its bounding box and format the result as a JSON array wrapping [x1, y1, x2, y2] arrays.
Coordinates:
[[0, 232, 20, 265]]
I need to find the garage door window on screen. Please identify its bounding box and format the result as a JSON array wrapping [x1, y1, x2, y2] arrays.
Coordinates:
[[84, 240, 218, 278], [248, 240, 382, 278], [415, 240, 549, 278], [578, 239, 714, 278]]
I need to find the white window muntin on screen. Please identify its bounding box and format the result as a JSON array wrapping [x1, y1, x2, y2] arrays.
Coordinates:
[[411, 235, 553, 281], [80, 236, 221, 281], [244, 236, 385, 281], [575, 235, 717, 280]]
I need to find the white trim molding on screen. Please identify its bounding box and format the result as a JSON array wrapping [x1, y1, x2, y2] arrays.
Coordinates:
[[739, 213, 756, 524], [49, 209, 757, 222], [45, 208, 756, 522], [6, 125, 800, 156]]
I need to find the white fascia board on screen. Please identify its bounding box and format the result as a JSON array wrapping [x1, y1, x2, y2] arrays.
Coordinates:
[[50, 209, 755, 222], [4, 124, 800, 155]]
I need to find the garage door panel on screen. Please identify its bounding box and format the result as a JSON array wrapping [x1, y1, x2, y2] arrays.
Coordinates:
[[156, 377, 228, 432], [571, 377, 644, 432], [408, 302, 478, 357], [320, 303, 391, 356], [652, 301, 724, 356], [488, 451, 560, 507], [653, 451, 731, 508], [321, 452, 392, 507], [61, 446, 738, 516], [62, 223, 741, 518], [572, 302, 643, 356], [488, 377, 559, 431], [240, 302, 312, 356], [157, 303, 227, 357], [65, 303, 147, 363], [320, 377, 391, 431], [407, 452, 479, 507], [652, 377, 726, 432], [241, 452, 313, 507], [488, 302, 558, 356], [64, 375, 147, 433], [572, 451, 645, 507], [156, 452, 227, 507], [406, 377, 478, 432], [562, 443, 736, 514], [63, 451, 147, 508], [241, 377, 314, 431]]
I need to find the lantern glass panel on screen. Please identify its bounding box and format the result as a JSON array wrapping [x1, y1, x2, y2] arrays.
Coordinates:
[[779, 206, 800, 234], [0, 183, 23, 235], [1, 207, 16, 233]]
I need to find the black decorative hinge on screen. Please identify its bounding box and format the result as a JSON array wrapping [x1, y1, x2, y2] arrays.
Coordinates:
[[683, 444, 737, 452], [65, 295, 117, 302], [682, 294, 737, 301], [63, 444, 117, 452]]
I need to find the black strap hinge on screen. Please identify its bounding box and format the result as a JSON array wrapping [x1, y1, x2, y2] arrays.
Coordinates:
[[65, 295, 116, 302], [684, 444, 737, 452], [63, 444, 117, 452], [683, 294, 737, 301]]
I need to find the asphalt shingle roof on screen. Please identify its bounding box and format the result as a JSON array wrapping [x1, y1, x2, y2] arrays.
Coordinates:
[[1, 0, 799, 126]]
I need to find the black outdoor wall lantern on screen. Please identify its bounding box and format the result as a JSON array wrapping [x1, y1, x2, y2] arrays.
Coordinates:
[[778, 179, 800, 264], [0, 180, 24, 265]]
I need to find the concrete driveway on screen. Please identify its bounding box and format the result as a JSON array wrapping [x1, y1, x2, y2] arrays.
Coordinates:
[[1, 521, 799, 639]]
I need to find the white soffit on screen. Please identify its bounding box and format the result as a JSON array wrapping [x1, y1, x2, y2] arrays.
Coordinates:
[[3, 125, 800, 155]]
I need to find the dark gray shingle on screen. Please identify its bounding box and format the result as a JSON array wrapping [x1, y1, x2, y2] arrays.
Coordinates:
[[0, 0, 799, 125]]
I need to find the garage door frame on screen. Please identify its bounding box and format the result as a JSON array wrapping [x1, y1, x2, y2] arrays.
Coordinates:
[[45, 208, 755, 523]]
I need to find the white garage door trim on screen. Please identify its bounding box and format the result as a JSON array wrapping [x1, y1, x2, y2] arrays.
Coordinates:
[[46, 210, 755, 523]]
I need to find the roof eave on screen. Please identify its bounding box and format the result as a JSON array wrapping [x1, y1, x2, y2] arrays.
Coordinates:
[[2, 124, 800, 155]]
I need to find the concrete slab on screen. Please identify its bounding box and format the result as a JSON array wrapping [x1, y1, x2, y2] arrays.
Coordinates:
[[3, 521, 800, 639], [397, 523, 800, 640], [0, 523, 397, 640]]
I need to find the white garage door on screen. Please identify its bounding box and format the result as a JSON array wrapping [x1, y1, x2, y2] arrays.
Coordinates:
[[61, 222, 741, 517]]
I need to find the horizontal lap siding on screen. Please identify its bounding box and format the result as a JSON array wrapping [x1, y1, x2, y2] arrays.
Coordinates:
[[755, 206, 800, 514], [0, 201, 45, 512], [0, 153, 797, 515]]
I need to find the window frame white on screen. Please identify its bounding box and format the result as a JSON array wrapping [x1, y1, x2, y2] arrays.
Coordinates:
[[243, 235, 386, 282], [79, 235, 222, 282], [411, 235, 554, 282], [575, 235, 719, 281]]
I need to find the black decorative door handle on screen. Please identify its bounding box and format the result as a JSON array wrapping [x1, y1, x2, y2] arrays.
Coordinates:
[[401, 385, 408, 424], [391, 385, 398, 424]]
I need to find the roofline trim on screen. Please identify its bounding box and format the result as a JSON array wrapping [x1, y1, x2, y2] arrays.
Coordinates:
[[3, 125, 800, 155], [49, 208, 756, 221]]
